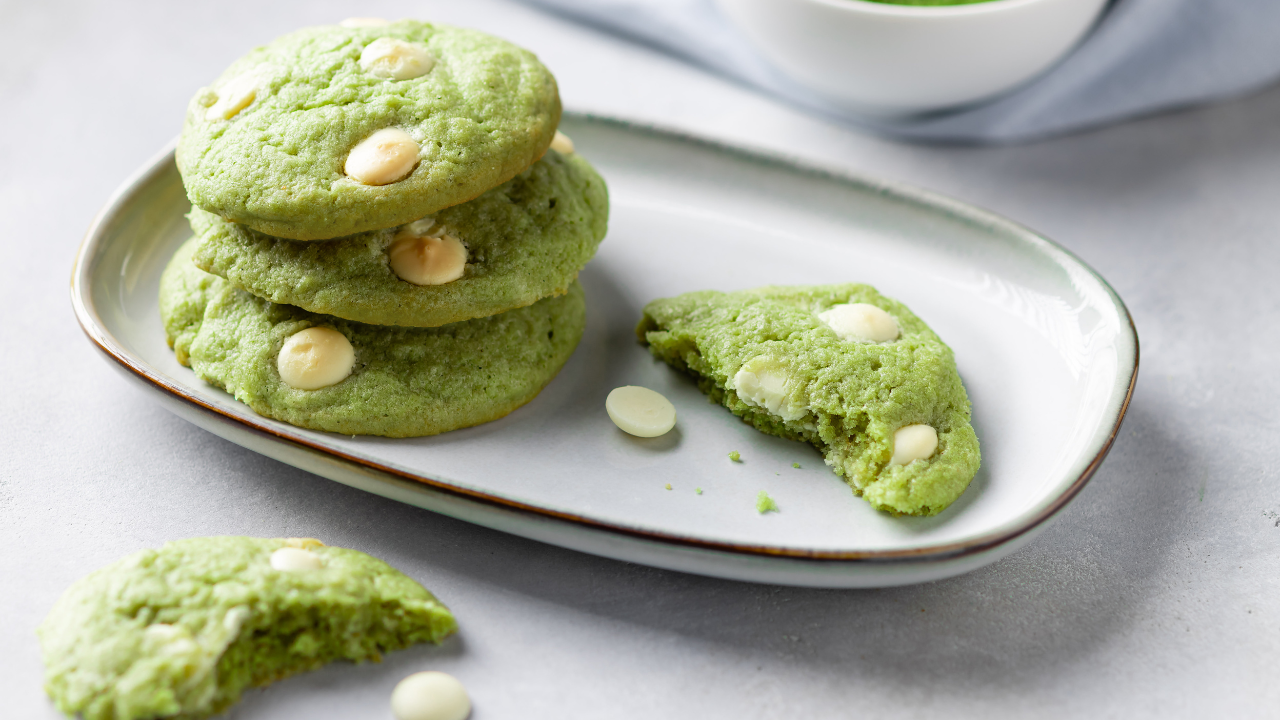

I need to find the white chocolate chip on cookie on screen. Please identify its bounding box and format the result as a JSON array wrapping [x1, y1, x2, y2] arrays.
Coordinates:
[[606, 386, 676, 438], [360, 37, 436, 81], [206, 73, 260, 121], [391, 671, 471, 720], [340, 17, 390, 27], [732, 357, 808, 421], [403, 217, 444, 238], [550, 130, 575, 155], [890, 424, 938, 466], [277, 327, 355, 390], [345, 128, 419, 185], [819, 303, 900, 343], [388, 223, 467, 285], [269, 547, 323, 572]]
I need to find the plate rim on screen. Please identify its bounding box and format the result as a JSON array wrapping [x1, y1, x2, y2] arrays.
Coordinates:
[[70, 112, 1139, 566]]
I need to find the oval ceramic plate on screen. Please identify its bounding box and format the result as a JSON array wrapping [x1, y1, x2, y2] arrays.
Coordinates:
[[72, 114, 1136, 588]]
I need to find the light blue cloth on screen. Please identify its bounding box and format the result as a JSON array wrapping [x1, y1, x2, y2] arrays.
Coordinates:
[[518, 0, 1280, 143]]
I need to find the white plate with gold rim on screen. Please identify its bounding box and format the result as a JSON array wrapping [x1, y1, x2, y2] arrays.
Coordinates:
[[72, 113, 1137, 588]]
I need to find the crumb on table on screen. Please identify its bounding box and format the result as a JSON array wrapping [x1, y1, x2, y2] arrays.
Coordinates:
[[756, 491, 779, 514]]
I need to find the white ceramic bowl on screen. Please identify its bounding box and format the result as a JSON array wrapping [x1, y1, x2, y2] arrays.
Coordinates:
[[715, 0, 1109, 116]]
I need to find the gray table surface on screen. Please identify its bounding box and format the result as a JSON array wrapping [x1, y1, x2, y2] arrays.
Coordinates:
[[4, 1, 1277, 717]]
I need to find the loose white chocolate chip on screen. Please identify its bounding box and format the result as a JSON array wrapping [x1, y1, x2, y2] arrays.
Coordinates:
[[392, 671, 471, 720], [549, 130, 575, 155], [340, 17, 390, 27], [345, 128, 420, 186], [360, 37, 436, 81], [388, 230, 467, 286], [206, 73, 259, 121], [819, 303, 900, 343], [732, 358, 808, 421], [606, 386, 677, 438], [890, 424, 939, 466], [270, 547, 323, 572], [277, 327, 355, 390]]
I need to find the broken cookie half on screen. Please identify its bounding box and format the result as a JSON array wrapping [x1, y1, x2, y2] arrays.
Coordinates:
[[38, 537, 456, 720], [637, 284, 980, 516]]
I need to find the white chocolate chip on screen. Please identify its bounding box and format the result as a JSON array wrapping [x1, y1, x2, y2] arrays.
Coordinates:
[[550, 130, 575, 155], [818, 303, 900, 343], [144, 624, 184, 641], [345, 128, 420, 186], [403, 217, 444, 238], [391, 671, 471, 720], [277, 327, 355, 390], [605, 386, 676, 438], [206, 73, 260, 121], [340, 17, 391, 27], [732, 358, 807, 421], [143, 624, 199, 658], [890, 424, 939, 466], [360, 37, 436, 81], [270, 547, 323, 572], [222, 606, 251, 634], [388, 227, 467, 285]]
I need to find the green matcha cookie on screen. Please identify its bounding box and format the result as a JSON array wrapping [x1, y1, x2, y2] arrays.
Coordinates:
[[637, 285, 980, 516], [38, 537, 456, 720], [160, 237, 585, 437], [177, 20, 561, 240], [190, 150, 608, 327]]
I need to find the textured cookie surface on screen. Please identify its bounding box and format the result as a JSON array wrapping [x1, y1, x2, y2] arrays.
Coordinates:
[[38, 536, 456, 720], [192, 150, 608, 327], [177, 20, 561, 240], [638, 285, 980, 516], [161, 238, 585, 437]]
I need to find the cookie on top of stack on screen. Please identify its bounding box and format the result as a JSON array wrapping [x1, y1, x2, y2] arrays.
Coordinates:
[[161, 18, 609, 437]]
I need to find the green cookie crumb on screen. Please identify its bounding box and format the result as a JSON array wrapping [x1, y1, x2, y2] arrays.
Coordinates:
[[792, 462, 801, 469], [695, 487, 703, 495], [756, 491, 779, 514], [728, 451, 741, 462], [665, 483, 672, 490]]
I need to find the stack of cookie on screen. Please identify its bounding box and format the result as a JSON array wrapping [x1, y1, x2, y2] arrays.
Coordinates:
[[160, 19, 609, 437]]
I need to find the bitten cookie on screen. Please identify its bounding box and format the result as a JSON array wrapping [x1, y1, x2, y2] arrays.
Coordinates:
[[161, 237, 586, 437], [38, 537, 456, 720], [190, 149, 608, 327], [177, 20, 561, 240], [637, 284, 980, 516]]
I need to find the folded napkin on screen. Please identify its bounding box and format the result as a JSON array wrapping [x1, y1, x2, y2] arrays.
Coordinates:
[[519, 0, 1280, 143]]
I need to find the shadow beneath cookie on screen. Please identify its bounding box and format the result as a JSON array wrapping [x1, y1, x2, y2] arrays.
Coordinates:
[[492, 396, 1180, 690]]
